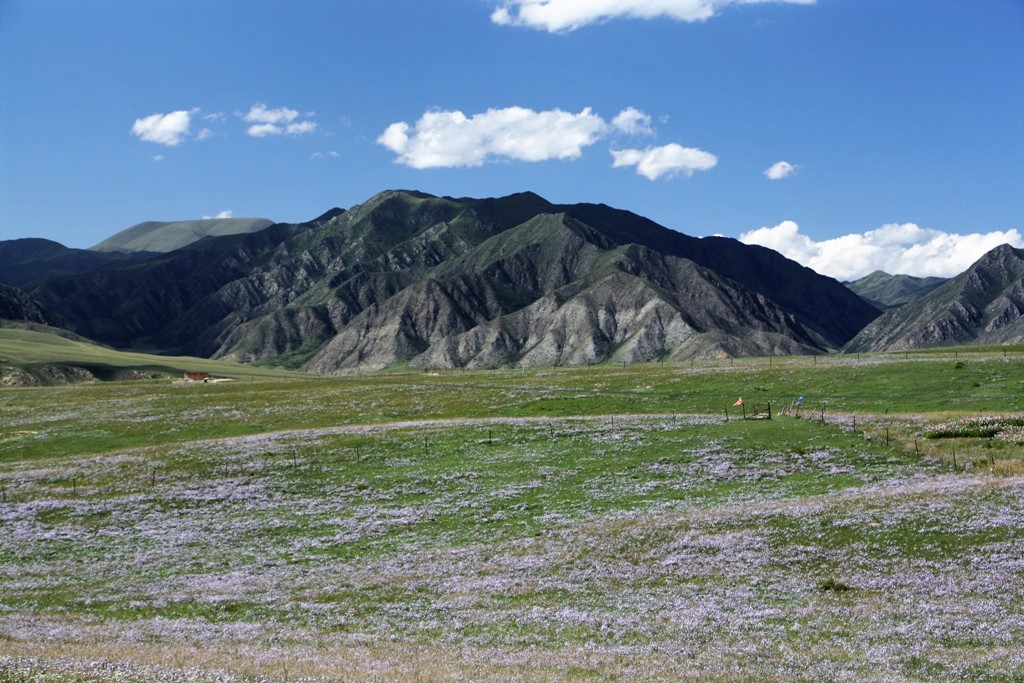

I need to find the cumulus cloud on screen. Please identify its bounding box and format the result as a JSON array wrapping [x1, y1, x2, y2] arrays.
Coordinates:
[[244, 103, 299, 125], [612, 107, 654, 136], [195, 127, 214, 141], [202, 210, 234, 219], [246, 123, 280, 138], [243, 103, 317, 137], [739, 220, 1024, 280], [285, 120, 317, 135], [131, 109, 197, 146], [378, 106, 609, 168], [764, 160, 797, 180], [492, 0, 816, 32], [611, 143, 718, 180]]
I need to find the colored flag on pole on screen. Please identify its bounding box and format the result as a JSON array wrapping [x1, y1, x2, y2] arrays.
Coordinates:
[[733, 397, 743, 406]]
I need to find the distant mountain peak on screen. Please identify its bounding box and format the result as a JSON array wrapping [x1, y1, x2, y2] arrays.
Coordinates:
[[845, 270, 947, 310], [90, 217, 275, 253]]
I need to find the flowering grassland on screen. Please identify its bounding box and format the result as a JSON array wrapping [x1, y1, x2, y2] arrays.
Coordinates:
[[2, 351, 1022, 461], [1, 355, 1023, 681], [925, 414, 1024, 441]]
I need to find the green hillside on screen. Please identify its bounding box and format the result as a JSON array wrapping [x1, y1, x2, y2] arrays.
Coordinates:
[[846, 270, 946, 309], [90, 217, 274, 253], [0, 326, 304, 384]]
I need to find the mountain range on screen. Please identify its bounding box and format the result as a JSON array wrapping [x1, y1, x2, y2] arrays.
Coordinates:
[[2, 190, 1021, 373], [845, 244, 1024, 352]]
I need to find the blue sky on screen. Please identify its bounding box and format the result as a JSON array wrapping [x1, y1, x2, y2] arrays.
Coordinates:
[[1, 0, 1022, 278]]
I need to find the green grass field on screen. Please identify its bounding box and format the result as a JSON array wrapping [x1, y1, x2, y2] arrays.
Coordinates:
[[1, 345, 1023, 681], [0, 327, 305, 384]]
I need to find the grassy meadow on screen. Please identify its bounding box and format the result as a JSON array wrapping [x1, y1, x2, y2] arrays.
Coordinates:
[[1, 348, 1023, 681], [0, 328, 306, 386]]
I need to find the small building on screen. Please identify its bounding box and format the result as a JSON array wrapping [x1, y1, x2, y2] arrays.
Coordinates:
[[183, 371, 210, 382]]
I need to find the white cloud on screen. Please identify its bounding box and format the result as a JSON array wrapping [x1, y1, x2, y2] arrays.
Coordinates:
[[195, 127, 214, 141], [612, 107, 654, 136], [243, 103, 316, 137], [492, 0, 816, 32], [285, 120, 317, 135], [244, 103, 299, 125], [130, 109, 196, 146], [764, 160, 797, 180], [202, 210, 233, 219], [378, 106, 609, 168], [311, 151, 340, 160], [246, 123, 280, 138], [739, 220, 1024, 280], [152, 154, 165, 162], [611, 143, 717, 180]]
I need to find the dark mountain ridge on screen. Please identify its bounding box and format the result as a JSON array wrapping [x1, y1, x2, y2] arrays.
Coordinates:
[[0, 238, 157, 290]]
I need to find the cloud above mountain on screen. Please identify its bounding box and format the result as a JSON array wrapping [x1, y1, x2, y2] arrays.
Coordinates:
[[379, 106, 616, 168], [379, 105, 713, 181], [764, 160, 797, 180], [243, 104, 317, 137], [740, 220, 1024, 280], [130, 109, 197, 146], [491, 0, 816, 32], [612, 144, 717, 180], [132, 104, 317, 147], [611, 107, 654, 136]]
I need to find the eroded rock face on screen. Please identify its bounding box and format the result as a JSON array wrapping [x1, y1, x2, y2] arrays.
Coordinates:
[[0, 284, 65, 327], [0, 364, 98, 387]]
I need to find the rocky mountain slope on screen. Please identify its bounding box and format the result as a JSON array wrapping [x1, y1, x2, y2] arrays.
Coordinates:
[[90, 217, 274, 253], [25, 190, 881, 371], [0, 283, 65, 327], [846, 271, 947, 310], [845, 244, 1024, 352]]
